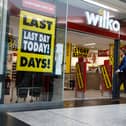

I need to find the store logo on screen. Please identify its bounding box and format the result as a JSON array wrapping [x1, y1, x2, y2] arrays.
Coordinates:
[[85, 10, 120, 32]]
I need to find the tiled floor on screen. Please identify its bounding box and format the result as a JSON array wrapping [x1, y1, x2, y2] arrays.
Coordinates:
[[2, 90, 126, 126], [9, 103, 126, 126]]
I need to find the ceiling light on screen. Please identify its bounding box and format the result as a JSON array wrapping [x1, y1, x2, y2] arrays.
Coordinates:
[[90, 46, 95, 48], [84, 43, 96, 46], [82, 0, 119, 12]]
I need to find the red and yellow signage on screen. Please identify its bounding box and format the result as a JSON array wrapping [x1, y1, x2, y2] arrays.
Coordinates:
[[100, 65, 112, 89], [65, 43, 72, 73], [76, 63, 84, 90]]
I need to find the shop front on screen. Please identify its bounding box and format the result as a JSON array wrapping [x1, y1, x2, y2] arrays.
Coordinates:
[[64, 0, 126, 100], [0, 0, 126, 111]]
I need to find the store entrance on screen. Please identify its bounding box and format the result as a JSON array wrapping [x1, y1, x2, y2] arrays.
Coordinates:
[[64, 30, 114, 100]]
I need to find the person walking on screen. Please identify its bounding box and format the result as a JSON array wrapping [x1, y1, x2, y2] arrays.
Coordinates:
[[115, 49, 126, 94]]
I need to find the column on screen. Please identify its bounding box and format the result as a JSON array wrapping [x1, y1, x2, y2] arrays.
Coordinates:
[[0, 0, 7, 103], [112, 39, 120, 99]]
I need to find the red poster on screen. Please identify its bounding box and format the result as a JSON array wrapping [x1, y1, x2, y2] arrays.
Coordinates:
[[23, 0, 55, 15], [98, 50, 109, 57]]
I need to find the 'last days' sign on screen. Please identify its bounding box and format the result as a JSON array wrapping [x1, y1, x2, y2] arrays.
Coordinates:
[[16, 10, 56, 73]]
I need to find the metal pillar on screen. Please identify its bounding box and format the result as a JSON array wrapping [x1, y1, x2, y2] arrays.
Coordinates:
[[0, 0, 8, 103], [112, 39, 120, 99]]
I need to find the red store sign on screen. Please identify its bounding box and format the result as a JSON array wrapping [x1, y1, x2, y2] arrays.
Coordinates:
[[98, 50, 109, 57], [23, 0, 56, 15]]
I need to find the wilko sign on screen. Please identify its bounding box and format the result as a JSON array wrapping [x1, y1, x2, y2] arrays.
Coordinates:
[[85, 10, 120, 32]]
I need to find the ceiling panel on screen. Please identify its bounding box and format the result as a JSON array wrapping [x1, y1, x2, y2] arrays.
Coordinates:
[[67, 30, 114, 49], [67, 30, 126, 50], [68, 0, 126, 20]]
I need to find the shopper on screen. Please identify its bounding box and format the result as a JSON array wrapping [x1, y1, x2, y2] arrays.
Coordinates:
[[115, 49, 126, 93]]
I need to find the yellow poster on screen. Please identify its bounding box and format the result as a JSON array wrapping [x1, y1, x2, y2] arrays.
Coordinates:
[[16, 10, 56, 73], [65, 43, 71, 73], [73, 46, 89, 57], [109, 44, 114, 67]]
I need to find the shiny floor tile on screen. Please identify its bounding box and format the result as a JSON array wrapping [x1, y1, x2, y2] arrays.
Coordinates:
[[9, 104, 126, 126]]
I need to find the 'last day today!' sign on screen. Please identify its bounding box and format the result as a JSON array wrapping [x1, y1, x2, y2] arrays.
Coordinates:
[[16, 11, 56, 73]]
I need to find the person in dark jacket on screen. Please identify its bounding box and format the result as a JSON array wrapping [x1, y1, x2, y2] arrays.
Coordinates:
[[116, 49, 126, 93]]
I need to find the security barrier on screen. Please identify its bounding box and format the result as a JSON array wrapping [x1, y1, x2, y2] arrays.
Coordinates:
[[100, 65, 112, 89], [76, 63, 84, 89]]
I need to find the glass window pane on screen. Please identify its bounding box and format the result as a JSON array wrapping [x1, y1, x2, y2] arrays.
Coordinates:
[[4, 0, 67, 104]]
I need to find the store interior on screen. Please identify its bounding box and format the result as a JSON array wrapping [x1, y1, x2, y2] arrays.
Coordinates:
[[5, 28, 126, 103], [64, 30, 126, 100]]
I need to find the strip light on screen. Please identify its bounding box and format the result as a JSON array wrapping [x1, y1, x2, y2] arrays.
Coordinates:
[[84, 43, 96, 46], [82, 0, 119, 12]]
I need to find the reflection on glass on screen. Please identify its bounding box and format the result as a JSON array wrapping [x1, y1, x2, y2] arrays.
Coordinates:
[[4, 0, 67, 104]]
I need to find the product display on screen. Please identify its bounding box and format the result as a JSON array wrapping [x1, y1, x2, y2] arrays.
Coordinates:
[[12, 63, 16, 81], [29, 73, 42, 97], [16, 72, 32, 99]]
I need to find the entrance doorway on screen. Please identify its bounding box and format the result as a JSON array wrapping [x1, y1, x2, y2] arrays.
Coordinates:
[[64, 30, 126, 100]]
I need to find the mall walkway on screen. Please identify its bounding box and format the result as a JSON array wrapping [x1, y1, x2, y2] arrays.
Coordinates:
[[1, 98, 126, 126]]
